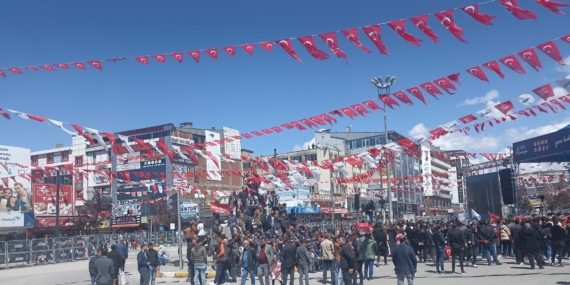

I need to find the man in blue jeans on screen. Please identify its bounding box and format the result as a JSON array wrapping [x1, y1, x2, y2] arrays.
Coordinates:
[[241, 240, 257, 285], [137, 244, 150, 285], [192, 239, 208, 285], [480, 220, 502, 266], [432, 225, 446, 274]]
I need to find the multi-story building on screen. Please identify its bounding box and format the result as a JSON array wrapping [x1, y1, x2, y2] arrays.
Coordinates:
[[422, 145, 454, 216], [447, 150, 471, 213]]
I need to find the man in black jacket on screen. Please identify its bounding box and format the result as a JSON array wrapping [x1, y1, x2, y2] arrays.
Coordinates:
[[417, 224, 432, 263], [508, 219, 523, 264], [107, 244, 122, 283], [550, 218, 566, 267], [447, 222, 467, 274], [339, 236, 355, 285], [89, 249, 101, 285], [374, 227, 388, 266], [520, 222, 544, 269], [365, 201, 375, 224], [479, 220, 501, 266], [432, 225, 446, 274], [281, 238, 297, 285], [147, 243, 160, 285]]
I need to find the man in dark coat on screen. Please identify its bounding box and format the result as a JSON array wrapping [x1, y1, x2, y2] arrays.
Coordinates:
[[520, 222, 544, 269], [392, 235, 417, 285], [281, 238, 297, 285], [479, 220, 501, 266], [116, 239, 128, 271], [373, 227, 388, 266], [107, 244, 122, 283], [447, 222, 467, 274], [550, 218, 566, 267], [339, 236, 355, 285]]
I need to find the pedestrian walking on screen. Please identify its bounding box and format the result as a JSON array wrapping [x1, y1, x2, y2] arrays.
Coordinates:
[[107, 244, 122, 284], [192, 239, 208, 285], [93, 248, 115, 285], [392, 235, 417, 285], [240, 240, 257, 285], [339, 236, 355, 285], [137, 244, 151, 285], [89, 249, 101, 285]]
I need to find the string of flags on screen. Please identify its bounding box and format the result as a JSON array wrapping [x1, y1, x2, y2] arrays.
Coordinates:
[[0, 0, 567, 79]]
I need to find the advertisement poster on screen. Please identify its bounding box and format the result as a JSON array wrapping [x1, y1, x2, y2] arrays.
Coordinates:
[[33, 184, 74, 216], [0, 145, 34, 228], [421, 146, 433, 197], [205, 130, 222, 181], [276, 186, 310, 207], [111, 203, 141, 226], [180, 200, 198, 219], [222, 127, 241, 158], [116, 158, 167, 201]]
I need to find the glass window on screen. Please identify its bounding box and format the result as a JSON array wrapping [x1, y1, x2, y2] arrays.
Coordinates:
[[304, 154, 317, 161], [31, 156, 38, 166], [363, 139, 370, 147], [47, 153, 54, 164], [75, 156, 83, 165], [291, 156, 302, 162], [61, 151, 69, 162], [356, 140, 362, 148]]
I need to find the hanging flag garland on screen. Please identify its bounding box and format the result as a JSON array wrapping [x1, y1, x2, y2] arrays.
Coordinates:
[[2, 0, 567, 78]]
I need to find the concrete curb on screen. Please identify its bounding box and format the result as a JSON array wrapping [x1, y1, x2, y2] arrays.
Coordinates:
[[159, 271, 216, 279]]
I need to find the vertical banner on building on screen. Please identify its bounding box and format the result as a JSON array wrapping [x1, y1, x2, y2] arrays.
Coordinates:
[[449, 167, 459, 204], [222, 127, 241, 159], [0, 145, 34, 228], [421, 146, 433, 197], [205, 130, 222, 181]]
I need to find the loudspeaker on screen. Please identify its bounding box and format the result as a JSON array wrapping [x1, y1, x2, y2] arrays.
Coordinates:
[[499, 169, 514, 205], [355, 194, 361, 211]]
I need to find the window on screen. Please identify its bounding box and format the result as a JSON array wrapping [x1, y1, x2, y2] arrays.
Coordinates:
[[290, 156, 302, 162], [243, 162, 251, 169], [47, 153, 54, 164], [61, 151, 69, 162], [363, 139, 370, 147], [92, 154, 97, 163], [75, 156, 83, 165], [304, 154, 317, 161], [31, 156, 38, 166]]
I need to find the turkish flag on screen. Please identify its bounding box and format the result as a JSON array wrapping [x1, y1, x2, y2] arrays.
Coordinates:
[[488, 212, 500, 222], [494, 100, 515, 114], [392, 91, 414, 106], [518, 48, 543, 71], [482, 60, 505, 79], [281, 123, 294, 130], [561, 34, 570, 44], [240, 44, 255, 55], [135, 56, 149, 64], [551, 98, 568, 110], [87, 60, 102, 70], [223, 46, 236, 57], [459, 114, 478, 124], [40, 65, 55, 71], [351, 104, 369, 116], [71, 124, 98, 146], [499, 54, 526, 74], [152, 54, 166, 63], [406, 87, 428, 105], [300, 118, 319, 129], [461, 4, 497, 25], [251, 131, 264, 136], [290, 121, 307, 131], [169, 52, 184, 63], [362, 100, 382, 111], [259, 42, 274, 52], [434, 10, 467, 43], [270, 126, 283, 133], [275, 39, 301, 62], [0, 70, 5, 78], [410, 15, 439, 43], [318, 113, 337, 125], [499, 0, 537, 20], [447, 73, 461, 85], [433, 77, 457, 95], [72, 62, 86, 70], [242, 133, 253, 139], [186, 51, 201, 62], [536, 41, 564, 65], [362, 25, 389, 54], [204, 48, 219, 60], [54, 63, 69, 69], [318, 32, 348, 64], [261, 129, 273, 134], [420, 82, 443, 99], [535, 0, 568, 14], [7, 67, 22, 74], [27, 114, 47, 122], [532, 84, 555, 100], [560, 95, 570, 105], [340, 107, 359, 119], [379, 95, 400, 110], [387, 20, 421, 46], [541, 102, 557, 113], [25, 66, 38, 71], [309, 116, 327, 125], [340, 28, 371, 54], [297, 36, 329, 60], [329, 110, 344, 117], [466, 66, 489, 82]]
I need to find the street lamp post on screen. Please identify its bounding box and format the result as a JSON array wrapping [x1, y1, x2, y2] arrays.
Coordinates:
[[371, 75, 396, 223]]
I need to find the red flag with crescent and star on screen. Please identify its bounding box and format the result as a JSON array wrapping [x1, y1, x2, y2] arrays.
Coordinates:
[[420, 82, 443, 99], [54, 64, 68, 69], [25, 66, 38, 71], [186, 51, 201, 62], [387, 20, 421, 46], [242, 133, 253, 139], [409, 15, 439, 43], [7, 67, 23, 74], [550, 98, 567, 110], [447, 73, 461, 85], [536, 41, 564, 65], [435, 10, 467, 43], [251, 131, 264, 136], [204, 48, 219, 60], [169, 52, 184, 63], [240, 44, 255, 56], [379, 95, 400, 110], [532, 84, 555, 100], [318, 113, 337, 125], [319, 32, 348, 64], [290, 121, 308, 131], [561, 34, 570, 44], [433, 77, 457, 95], [297, 36, 329, 60], [362, 25, 390, 54], [541, 102, 557, 113], [466, 66, 490, 82], [329, 110, 344, 118], [270, 126, 283, 133], [87, 60, 102, 70], [494, 100, 515, 115], [461, 4, 497, 25], [535, 0, 569, 15], [499, 0, 537, 20], [362, 100, 383, 111], [0, 70, 6, 78], [300, 118, 319, 129], [340, 28, 371, 54], [351, 104, 369, 116], [392, 91, 414, 106], [482, 60, 505, 79], [259, 42, 274, 52], [499, 54, 526, 74], [40, 65, 54, 71], [223, 46, 237, 57], [309, 116, 327, 126], [406, 87, 428, 105], [135, 56, 149, 64], [275, 39, 302, 62], [340, 107, 359, 119], [152, 54, 166, 63]]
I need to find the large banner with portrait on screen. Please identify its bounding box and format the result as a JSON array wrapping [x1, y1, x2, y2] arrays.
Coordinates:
[[0, 145, 34, 228]]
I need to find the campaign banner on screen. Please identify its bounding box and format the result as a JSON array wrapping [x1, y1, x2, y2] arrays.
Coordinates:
[[180, 200, 198, 219], [35, 217, 75, 228], [33, 184, 74, 216], [210, 202, 234, 215]]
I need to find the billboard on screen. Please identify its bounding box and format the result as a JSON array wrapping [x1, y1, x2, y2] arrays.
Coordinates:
[[116, 158, 168, 201], [116, 152, 141, 171], [180, 200, 198, 219], [466, 172, 502, 220], [512, 127, 570, 163], [205, 130, 222, 181], [33, 184, 74, 216], [0, 145, 34, 228], [449, 167, 459, 204], [111, 202, 142, 226], [421, 146, 433, 196], [222, 127, 241, 158], [276, 186, 311, 207]]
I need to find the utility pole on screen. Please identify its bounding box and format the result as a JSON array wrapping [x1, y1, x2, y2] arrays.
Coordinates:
[[55, 167, 61, 238], [176, 182, 183, 270]]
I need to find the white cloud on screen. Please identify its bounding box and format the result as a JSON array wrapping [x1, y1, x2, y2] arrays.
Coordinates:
[[555, 55, 570, 74], [409, 123, 429, 139], [483, 100, 506, 119], [293, 138, 315, 151], [456, 89, 499, 106]]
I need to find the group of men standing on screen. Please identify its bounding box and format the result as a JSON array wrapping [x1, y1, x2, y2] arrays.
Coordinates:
[[89, 238, 128, 285]]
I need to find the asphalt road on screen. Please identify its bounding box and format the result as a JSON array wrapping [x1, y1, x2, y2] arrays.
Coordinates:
[[1, 254, 568, 285]]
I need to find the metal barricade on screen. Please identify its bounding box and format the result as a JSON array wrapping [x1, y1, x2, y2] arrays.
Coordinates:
[[86, 235, 101, 258], [31, 238, 55, 265], [53, 237, 74, 263], [0, 241, 6, 269], [72, 236, 88, 260], [6, 240, 31, 268]]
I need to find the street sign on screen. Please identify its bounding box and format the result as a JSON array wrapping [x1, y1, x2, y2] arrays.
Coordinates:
[[158, 226, 164, 232], [170, 223, 175, 230]]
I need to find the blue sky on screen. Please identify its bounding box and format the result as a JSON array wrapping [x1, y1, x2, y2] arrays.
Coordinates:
[[1, 0, 569, 158]]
